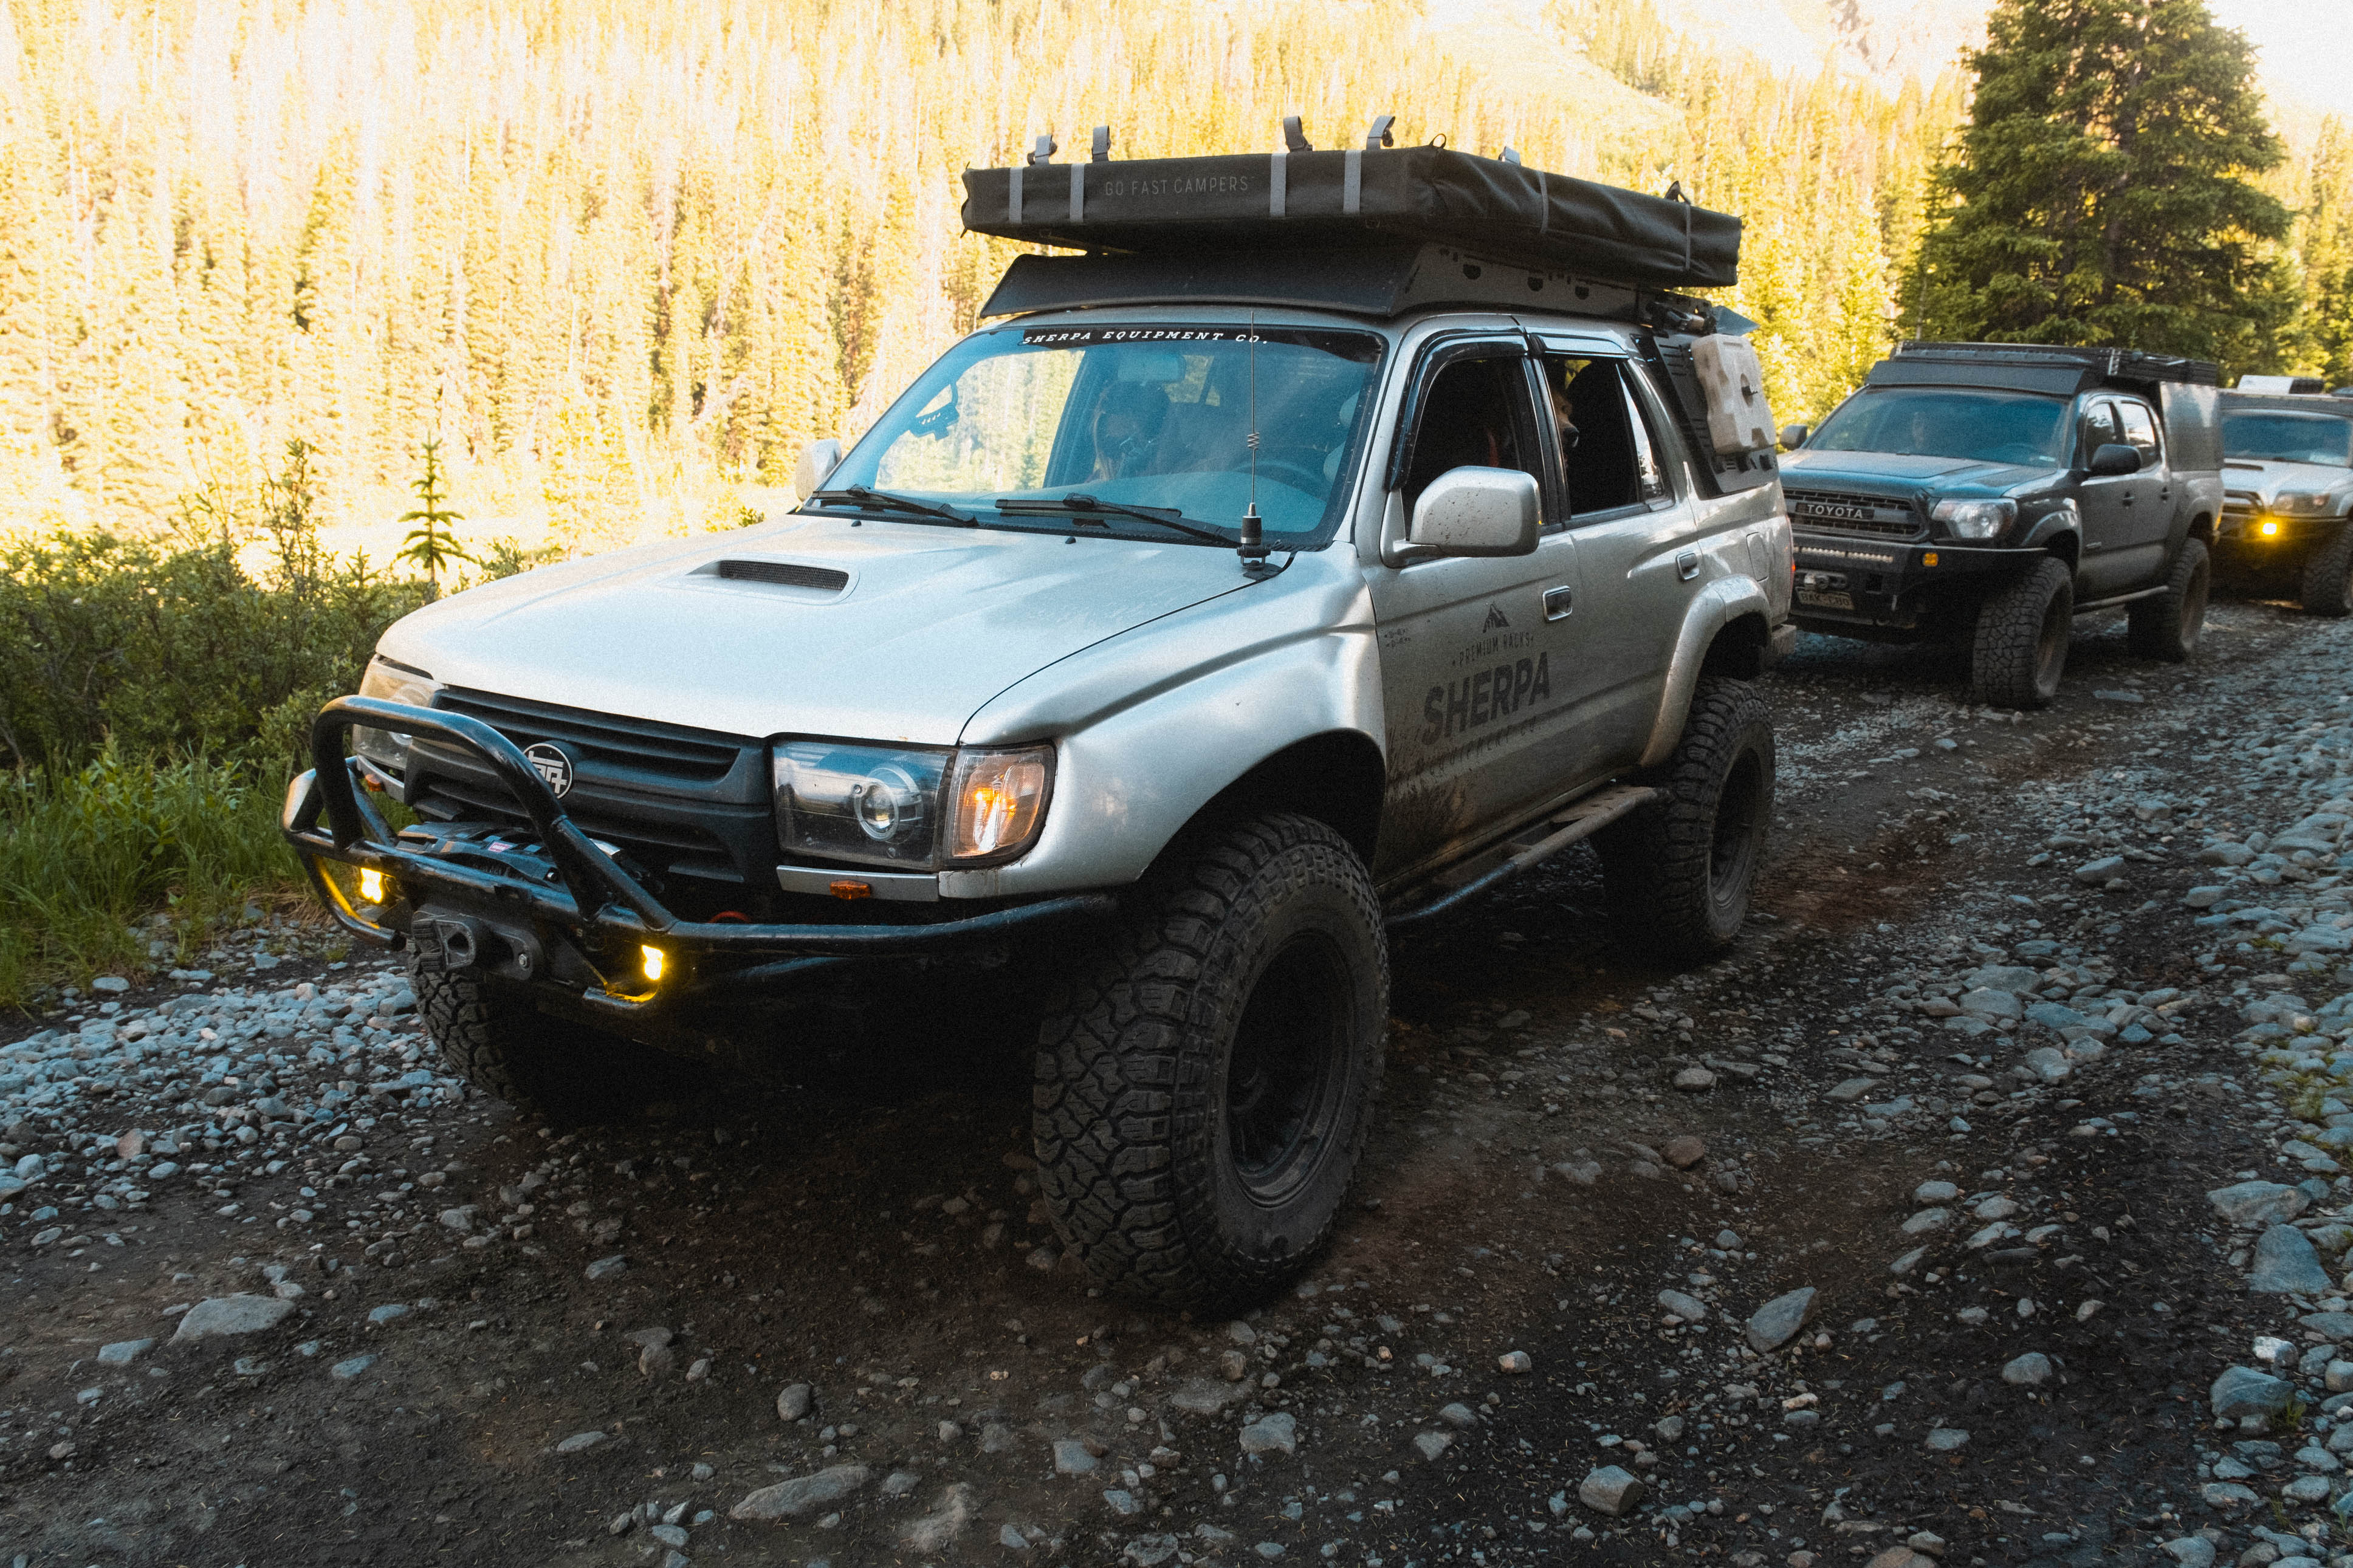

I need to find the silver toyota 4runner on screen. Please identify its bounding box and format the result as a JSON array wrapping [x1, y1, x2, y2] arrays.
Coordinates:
[[284, 127, 1795, 1308]]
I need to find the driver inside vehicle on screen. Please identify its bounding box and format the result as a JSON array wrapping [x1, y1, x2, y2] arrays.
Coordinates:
[[1088, 382, 1172, 482]]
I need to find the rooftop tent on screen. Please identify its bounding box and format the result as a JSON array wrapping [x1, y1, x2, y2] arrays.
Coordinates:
[[960, 135, 1741, 294]]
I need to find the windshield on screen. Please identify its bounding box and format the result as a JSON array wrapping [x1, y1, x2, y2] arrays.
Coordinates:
[[1809, 386, 2071, 468], [819, 324, 1384, 544], [2225, 411, 2353, 467]]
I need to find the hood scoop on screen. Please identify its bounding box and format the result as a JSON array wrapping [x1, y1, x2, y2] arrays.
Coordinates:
[[713, 559, 850, 593]]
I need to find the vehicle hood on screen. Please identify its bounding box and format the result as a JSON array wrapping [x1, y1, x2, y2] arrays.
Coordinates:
[[2223, 459, 2353, 505], [377, 515, 1268, 745], [1781, 449, 2062, 498]]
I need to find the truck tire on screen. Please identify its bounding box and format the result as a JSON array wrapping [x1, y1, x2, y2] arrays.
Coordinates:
[[2300, 526, 2353, 617], [1971, 556, 2073, 708], [414, 965, 641, 1122], [1597, 676, 1774, 960], [2128, 536, 2210, 660], [1032, 813, 1386, 1311]]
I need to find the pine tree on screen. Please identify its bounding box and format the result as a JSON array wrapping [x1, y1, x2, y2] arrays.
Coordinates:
[[1909, 0, 2290, 367], [394, 436, 473, 596]]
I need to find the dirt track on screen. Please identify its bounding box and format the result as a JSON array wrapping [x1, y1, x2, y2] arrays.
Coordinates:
[[1, 591, 2343, 1568]]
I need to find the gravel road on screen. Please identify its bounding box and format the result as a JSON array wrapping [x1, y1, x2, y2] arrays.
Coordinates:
[[4, 593, 2352, 1568]]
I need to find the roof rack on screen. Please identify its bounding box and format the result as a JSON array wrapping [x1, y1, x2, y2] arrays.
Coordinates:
[[976, 241, 1740, 332], [1890, 340, 2220, 388], [960, 117, 1742, 295]]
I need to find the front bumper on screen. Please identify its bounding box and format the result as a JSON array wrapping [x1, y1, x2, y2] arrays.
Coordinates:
[[2214, 510, 2338, 570], [281, 696, 1113, 1018], [1790, 532, 2044, 633]]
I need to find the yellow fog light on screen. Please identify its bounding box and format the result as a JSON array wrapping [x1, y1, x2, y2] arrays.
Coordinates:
[[2261, 518, 2281, 537], [640, 945, 665, 984], [1923, 552, 1939, 567], [359, 868, 386, 903]]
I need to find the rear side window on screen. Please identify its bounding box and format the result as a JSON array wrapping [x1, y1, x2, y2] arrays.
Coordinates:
[[1540, 355, 1669, 519]]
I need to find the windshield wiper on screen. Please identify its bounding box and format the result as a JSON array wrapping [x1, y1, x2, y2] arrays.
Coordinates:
[[994, 493, 1238, 547], [807, 486, 975, 526]]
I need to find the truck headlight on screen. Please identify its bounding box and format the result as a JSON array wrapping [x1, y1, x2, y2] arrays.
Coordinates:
[[1929, 498, 2016, 541], [2278, 490, 2334, 515], [773, 741, 1056, 869], [949, 746, 1054, 863], [774, 742, 948, 867], [354, 656, 439, 775]]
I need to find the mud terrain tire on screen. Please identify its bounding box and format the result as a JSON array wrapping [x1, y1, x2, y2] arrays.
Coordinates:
[[1598, 676, 1774, 960], [1972, 556, 2074, 708], [2128, 536, 2210, 660], [2300, 526, 2353, 618], [414, 965, 642, 1122], [1032, 813, 1386, 1312]]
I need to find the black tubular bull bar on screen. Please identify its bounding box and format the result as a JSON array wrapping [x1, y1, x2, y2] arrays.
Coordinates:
[[281, 696, 1114, 1015]]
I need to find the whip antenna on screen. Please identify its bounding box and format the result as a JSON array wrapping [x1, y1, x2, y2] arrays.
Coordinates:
[[1238, 311, 1269, 570]]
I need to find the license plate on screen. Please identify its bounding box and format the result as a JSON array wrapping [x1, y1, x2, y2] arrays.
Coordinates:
[[1798, 590, 1854, 610]]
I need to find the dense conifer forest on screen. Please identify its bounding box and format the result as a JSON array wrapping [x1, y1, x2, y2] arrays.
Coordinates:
[[0, 0, 2343, 547]]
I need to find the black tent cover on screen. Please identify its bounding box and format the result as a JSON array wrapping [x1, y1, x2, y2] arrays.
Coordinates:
[[961, 146, 1741, 293]]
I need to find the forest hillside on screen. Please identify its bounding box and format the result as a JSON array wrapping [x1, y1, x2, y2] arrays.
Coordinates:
[[0, 0, 2341, 560]]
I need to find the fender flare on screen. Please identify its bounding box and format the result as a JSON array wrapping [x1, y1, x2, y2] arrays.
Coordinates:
[[1639, 575, 1773, 768]]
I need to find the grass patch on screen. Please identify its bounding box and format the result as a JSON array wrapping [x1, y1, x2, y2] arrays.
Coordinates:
[[0, 748, 301, 1009]]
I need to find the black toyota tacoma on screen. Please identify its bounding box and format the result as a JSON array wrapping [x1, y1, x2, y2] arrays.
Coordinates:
[[1778, 341, 2225, 707]]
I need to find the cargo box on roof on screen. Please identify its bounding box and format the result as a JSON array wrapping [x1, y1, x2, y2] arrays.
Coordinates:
[[960, 142, 1742, 293]]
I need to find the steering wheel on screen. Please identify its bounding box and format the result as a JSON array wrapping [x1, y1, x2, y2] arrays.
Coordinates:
[[1249, 457, 1329, 495]]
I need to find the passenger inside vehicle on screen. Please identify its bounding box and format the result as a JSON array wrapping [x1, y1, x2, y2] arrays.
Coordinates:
[[1543, 357, 1643, 515], [1403, 357, 1536, 511]]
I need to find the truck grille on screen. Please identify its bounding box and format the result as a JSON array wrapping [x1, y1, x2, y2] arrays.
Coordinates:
[[436, 688, 746, 784], [1784, 488, 1924, 540], [405, 689, 773, 894]]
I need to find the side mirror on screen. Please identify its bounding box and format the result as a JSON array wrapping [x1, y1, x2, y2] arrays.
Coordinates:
[[1408, 467, 1541, 557], [1778, 423, 1810, 451], [794, 438, 844, 500], [2087, 442, 2142, 477]]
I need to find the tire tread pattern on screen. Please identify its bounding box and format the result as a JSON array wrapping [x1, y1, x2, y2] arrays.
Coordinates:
[[1598, 676, 1774, 960], [415, 965, 631, 1121], [1972, 556, 2073, 708], [2127, 536, 2209, 660], [2301, 526, 2353, 618], [1031, 813, 1386, 1312]]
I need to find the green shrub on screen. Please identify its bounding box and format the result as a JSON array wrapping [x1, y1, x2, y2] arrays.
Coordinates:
[[0, 527, 431, 773], [0, 747, 292, 1006]]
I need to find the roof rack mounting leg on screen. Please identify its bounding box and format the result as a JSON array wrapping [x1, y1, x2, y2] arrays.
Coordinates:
[[1090, 125, 1110, 163], [1026, 133, 1056, 166], [1500, 145, 1522, 165], [1364, 113, 1395, 149], [1283, 114, 1312, 153]]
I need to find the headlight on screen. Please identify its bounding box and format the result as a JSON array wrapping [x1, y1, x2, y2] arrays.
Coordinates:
[[774, 742, 947, 867], [1930, 498, 2017, 541], [773, 741, 1055, 869], [354, 656, 439, 775], [2278, 491, 2335, 515]]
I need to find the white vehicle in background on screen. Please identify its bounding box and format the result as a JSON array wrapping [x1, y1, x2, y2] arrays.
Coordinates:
[[2214, 382, 2353, 613]]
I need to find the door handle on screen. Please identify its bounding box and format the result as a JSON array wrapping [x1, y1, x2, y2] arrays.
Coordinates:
[[1543, 585, 1574, 621], [1676, 550, 1700, 581]]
